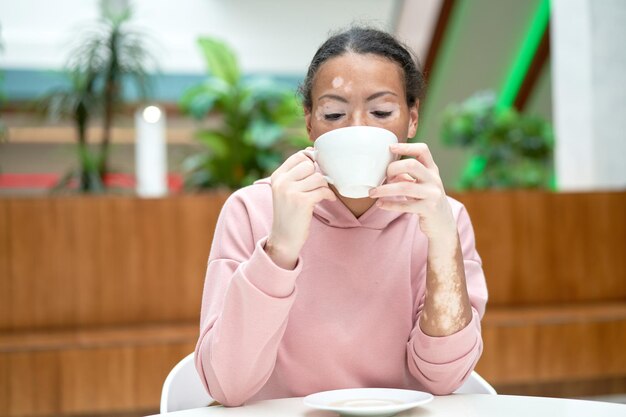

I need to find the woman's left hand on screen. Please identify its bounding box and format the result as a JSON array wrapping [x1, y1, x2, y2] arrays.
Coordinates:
[[368, 142, 456, 240]]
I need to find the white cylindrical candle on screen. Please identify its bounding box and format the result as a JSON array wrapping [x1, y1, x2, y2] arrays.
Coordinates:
[[135, 105, 167, 197]]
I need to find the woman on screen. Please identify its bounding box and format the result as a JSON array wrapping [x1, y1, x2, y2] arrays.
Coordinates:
[[195, 27, 488, 407]]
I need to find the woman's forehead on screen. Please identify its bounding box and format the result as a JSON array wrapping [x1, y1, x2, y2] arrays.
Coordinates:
[[312, 53, 405, 98]]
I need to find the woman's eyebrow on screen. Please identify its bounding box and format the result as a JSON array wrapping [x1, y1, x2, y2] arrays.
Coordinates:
[[317, 94, 348, 103], [318, 91, 398, 103], [366, 91, 397, 101]]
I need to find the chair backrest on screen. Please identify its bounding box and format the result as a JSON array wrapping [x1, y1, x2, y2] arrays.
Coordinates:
[[453, 371, 497, 395], [160, 353, 214, 413]]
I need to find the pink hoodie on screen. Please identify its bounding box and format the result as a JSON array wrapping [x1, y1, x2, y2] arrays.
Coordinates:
[[195, 177, 488, 406]]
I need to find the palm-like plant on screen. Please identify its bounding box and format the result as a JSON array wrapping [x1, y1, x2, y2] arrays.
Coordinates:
[[180, 37, 309, 190], [40, 1, 154, 192]]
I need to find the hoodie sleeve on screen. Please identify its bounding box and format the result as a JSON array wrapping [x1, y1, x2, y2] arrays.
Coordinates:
[[194, 190, 301, 406], [406, 202, 488, 395]]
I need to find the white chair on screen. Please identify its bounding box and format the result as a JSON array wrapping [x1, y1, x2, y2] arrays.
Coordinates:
[[160, 353, 214, 413], [454, 371, 497, 395]]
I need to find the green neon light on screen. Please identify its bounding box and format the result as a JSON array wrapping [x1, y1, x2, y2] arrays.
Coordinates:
[[497, 0, 551, 109]]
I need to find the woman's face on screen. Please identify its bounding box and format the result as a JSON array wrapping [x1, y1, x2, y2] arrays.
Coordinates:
[[305, 52, 419, 142]]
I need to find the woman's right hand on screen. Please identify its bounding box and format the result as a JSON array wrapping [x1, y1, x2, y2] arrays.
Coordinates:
[[265, 150, 336, 270]]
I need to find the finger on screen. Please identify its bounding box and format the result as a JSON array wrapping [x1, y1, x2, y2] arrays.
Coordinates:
[[387, 173, 415, 183], [389, 143, 436, 170], [273, 151, 311, 177], [386, 158, 434, 183], [369, 182, 429, 200], [305, 186, 337, 203], [294, 172, 331, 192], [283, 159, 316, 182], [376, 199, 418, 213]]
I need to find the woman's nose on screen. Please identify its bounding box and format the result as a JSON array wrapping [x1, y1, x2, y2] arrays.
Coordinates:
[[349, 112, 368, 127]]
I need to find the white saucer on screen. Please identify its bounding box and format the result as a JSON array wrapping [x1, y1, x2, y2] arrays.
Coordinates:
[[303, 388, 434, 417]]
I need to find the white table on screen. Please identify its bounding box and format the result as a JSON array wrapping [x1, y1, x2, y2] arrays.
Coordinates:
[[149, 394, 626, 417]]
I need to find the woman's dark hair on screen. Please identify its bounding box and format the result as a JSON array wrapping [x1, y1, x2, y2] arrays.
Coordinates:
[[299, 26, 425, 110]]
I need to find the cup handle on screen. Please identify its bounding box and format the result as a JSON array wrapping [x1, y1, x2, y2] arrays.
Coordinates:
[[301, 148, 334, 185]]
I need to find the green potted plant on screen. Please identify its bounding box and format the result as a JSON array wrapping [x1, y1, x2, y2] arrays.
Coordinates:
[[40, 1, 154, 192], [440, 91, 555, 190], [180, 37, 309, 190]]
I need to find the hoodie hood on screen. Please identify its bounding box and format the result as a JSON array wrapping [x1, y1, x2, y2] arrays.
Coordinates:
[[253, 175, 408, 230]]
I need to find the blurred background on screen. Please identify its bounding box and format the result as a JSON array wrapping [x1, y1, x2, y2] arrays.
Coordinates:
[[0, 0, 624, 416]]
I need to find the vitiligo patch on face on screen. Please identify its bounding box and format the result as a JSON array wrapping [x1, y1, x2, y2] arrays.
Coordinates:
[[332, 76, 344, 89], [315, 106, 326, 121], [381, 103, 400, 121]]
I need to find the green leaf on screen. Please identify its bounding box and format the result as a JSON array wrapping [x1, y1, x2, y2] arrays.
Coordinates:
[[197, 37, 240, 85], [196, 131, 230, 158], [272, 92, 303, 125], [184, 169, 212, 190], [179, 86, 218, 119], [179, 78, 230, 118], [286, 133, 312, 149], [256, 152, 283, 172], [245, 119, 283, 149], [181, 153, 209, 174]]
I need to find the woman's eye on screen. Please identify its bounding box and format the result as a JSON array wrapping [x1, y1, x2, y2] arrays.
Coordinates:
[[372, 111, 393, 118], [324, 113, 344, 121]]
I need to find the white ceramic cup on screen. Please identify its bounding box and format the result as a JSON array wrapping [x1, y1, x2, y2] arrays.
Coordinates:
[[303, 126, 398, 198]]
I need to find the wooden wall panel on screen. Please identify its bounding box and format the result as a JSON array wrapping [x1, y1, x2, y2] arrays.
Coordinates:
[[71, 196, 105, 326], [451, 192, 519, 306], [174, 194, 229, 322], [1, 325, 197, 417], [0, 193, 229, 331], [452, 191, 626, 305], [5, 199, 76, 329], [133, 344, 198, 410], [478, 304, 626, 385], [96, 197, 141, 325], [0, 355, 8, 416], [5, 351, 61, 417], [1, 343, 195, 417], [60, 343, 194, 415], [0, 201, 10, 328], [477, 322, 536, 384], [136, 198, 180, 322], [1, 191, 624, 329]]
